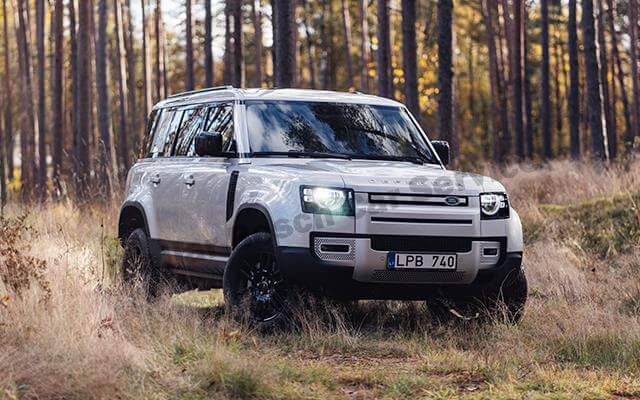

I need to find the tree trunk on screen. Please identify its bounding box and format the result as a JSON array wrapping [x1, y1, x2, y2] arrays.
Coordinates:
[[0, 97, 4, 207], [359, 0, 370, 92], [582, 0, 607, 160], [36, 0, 46, 200], [205, 0, 214, 87], [274, 0, 295, 87], [154, 0, 165, 100], [123, 0, 138, 150], [607, 0, 633, 149], [141, 0, 152, 124], [185, 0, 194, 90], [376, 0, 391, 98], [523, 2, 534, 158], [114, 0, 130, 173], [629, 0, 640, 142], [299, 0, 315, 88], [512, 0, 524, 160], [402, 0, 419, 120], [2, 0, 14, 182], [69, 0, 80, 181], [51, 0, 64, 195], [437, 0, 455, 155], [597, 0, 614, 158], [568, 0, 580, 158], [224, 2, 232, 84], [483, 0, 503, 163], [250, 0, 264, 87], [541, 0, 552, 160], [318, 0, 329, 89], [341, 0, 354, 88], [96, 0, 115, 195], [76, 0, 93, 199], [232, 0, 243, 87], [15, 0, 37, 201]]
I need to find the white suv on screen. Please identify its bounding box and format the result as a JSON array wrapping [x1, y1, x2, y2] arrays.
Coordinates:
[[118, 87, 526, 329]]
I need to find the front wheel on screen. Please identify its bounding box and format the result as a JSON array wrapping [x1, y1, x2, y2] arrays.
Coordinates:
[[427, 268, 528, 324], [490, 267, 528, 324], [223, 233, 294, 332], [122, 228, 162, 297]]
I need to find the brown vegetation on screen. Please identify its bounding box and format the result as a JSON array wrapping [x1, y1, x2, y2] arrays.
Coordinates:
[[0, 161, 639, 399]]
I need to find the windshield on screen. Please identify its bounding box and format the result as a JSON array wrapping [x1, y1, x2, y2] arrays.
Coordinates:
[[245, 101, 439, 164]]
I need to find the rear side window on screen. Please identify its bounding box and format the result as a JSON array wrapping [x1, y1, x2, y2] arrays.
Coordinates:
[[141, 110, 159, 158], [148, 110, 182, 158]]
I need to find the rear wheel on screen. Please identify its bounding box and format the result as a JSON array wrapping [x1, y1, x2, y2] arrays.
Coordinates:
[[223, 233, 294, 332]]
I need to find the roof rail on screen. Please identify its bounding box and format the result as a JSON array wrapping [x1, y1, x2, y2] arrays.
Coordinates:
[[167, 85, 234, 99]]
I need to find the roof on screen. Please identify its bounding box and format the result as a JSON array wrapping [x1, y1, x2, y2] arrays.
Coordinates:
[[153, 87, 405, 110]]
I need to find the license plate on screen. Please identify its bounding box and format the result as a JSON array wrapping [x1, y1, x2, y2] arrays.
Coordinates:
[[387, 252, 457, 270]]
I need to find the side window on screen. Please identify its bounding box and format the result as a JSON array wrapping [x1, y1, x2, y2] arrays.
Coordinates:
[[203, 104, 235, 153], [142, 109, 159, 158], [174, 107, 207, 156], [148, 109, 176, 158]]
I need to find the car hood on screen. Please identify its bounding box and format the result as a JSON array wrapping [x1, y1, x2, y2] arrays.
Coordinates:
[[250, 159, 505, 195]]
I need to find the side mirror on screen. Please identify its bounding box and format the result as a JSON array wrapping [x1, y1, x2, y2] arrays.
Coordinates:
[[431, 140, 450, 166], [195, 131, 223, 156]]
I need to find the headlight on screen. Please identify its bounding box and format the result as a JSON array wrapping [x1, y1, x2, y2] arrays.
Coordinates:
[[301, 186, 355, 216], [480, 193, 510, 219]]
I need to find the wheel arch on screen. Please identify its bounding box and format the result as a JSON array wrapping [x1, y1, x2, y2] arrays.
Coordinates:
[[118, 201, 150, 245], [232, 204, 277, 249]]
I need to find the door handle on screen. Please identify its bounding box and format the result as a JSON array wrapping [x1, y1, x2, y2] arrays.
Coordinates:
[[151, 174, 161, 185], [184, 175, 195, 186]]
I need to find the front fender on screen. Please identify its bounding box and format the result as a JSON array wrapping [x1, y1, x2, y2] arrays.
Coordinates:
[[506, 208, 524, 253]]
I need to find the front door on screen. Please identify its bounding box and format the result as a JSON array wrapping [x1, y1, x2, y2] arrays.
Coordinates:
[[172, 103, 236, 254]]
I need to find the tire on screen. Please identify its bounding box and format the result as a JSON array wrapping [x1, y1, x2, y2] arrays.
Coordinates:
[[121, 228, 165, 297], [487, 267, 528, 324], [223, 232, 294, 332], [426, 268, 528, 325]]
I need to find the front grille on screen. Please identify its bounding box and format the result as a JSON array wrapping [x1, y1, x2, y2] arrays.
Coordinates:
[[368, 193, 468, 207], [371, 269, 466, 283], [370, 236, 473, 253]]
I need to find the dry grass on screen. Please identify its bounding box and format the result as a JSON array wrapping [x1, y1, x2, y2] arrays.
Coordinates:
[[1, 159, 640, 399]]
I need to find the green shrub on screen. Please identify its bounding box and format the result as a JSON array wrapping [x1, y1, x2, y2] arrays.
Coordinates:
[[555, 334, 640, 371], [541, 192, 640, 258]]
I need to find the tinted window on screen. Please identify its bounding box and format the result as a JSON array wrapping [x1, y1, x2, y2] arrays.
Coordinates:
[[203, 104, 235, 152], [174, 107, 207, 156], [245, 101, 437, 164], [148, 109, 178, 158], [142, 109, 159, 158]]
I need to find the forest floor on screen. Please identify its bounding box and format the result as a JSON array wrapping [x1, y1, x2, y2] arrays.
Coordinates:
[[2, 160, 640, 399]]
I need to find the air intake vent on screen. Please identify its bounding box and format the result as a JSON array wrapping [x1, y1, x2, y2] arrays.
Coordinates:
[[371, 269, 466, 283], [313, 237, 356, 262]]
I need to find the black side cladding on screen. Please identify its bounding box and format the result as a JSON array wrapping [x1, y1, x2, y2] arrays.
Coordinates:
[[226, 171, 240, 221]]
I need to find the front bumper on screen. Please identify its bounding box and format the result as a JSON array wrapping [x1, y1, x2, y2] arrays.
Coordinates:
[[276, 243, 523, 301]]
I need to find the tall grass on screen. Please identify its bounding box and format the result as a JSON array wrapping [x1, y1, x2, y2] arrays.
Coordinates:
[[1, 160, 640, 399]]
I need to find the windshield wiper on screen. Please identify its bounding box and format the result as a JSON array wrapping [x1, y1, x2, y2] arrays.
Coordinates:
[[352, 154, 424, 165], [252, 151, 352, 160]]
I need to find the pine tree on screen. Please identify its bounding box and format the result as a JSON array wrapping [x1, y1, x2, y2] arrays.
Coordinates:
[[582, 0, 607, 160], [402, 0, 419, 120]]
